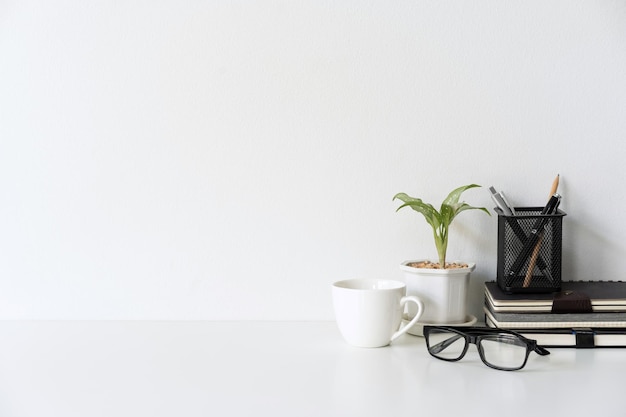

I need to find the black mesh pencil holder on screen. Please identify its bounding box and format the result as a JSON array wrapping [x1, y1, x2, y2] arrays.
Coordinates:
[[496, 207, 566, 294]]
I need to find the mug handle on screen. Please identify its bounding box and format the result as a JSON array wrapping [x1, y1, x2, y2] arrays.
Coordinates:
[[390, 296, 424, 343]]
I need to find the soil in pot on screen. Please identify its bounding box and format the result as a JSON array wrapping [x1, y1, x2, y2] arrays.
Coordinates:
[[407, 260, 469, 269]]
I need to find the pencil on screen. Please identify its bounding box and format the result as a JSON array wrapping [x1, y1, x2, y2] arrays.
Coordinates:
[[523, 174, 560, 288], [549, 174, 560, 196]]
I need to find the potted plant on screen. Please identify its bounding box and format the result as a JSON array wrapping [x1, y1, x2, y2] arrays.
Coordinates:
[[393, 184, 490, 331]]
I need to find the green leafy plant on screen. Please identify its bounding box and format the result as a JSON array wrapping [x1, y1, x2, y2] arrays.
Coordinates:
[[393, 184, 490, 269]]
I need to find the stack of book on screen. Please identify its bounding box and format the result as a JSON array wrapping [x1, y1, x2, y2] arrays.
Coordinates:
[[484, 280, 626, 347]]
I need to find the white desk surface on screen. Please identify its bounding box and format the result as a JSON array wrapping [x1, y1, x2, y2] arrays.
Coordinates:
[[0, 321, 623, 417]]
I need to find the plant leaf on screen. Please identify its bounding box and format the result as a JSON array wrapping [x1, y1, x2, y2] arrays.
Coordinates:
[[440, 203, 455, 228], [442, 184, 482, 207], [455, 203, 491, 217], [393, 193, 441, 230], [441, 184, 490, 224]]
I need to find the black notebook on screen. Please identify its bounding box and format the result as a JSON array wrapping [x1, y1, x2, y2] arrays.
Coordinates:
[[484, 304, 626, 329], [485, 280, 626, 313]]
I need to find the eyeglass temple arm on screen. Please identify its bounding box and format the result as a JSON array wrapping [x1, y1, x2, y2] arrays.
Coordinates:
[[533, 344, 550, 356], [429, 334, 464, 354], [490, 334, 552, 356], [491, 334, 551, 356]]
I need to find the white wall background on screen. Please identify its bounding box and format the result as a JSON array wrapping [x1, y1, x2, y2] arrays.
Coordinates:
[[1, 0, 625, 320]]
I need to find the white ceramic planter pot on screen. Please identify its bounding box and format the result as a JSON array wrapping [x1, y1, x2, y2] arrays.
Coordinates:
[[400, 260, 475, 325]]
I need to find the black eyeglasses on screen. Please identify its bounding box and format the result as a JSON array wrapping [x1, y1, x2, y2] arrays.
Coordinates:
[[423, 326, 550, 371]]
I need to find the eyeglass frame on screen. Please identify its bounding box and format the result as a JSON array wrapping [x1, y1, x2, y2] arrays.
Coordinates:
[[422, 326, 550, 371]]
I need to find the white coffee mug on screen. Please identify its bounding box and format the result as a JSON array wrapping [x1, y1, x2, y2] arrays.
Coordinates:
[[332, 279, 424, 348]]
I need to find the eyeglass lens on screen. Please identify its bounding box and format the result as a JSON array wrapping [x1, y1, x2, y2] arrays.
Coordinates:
[[479, 334, 528, 370], [427, 329, 466, 360]]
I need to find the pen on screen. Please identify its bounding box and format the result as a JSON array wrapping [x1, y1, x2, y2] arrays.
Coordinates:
[[522, 175, 560, 287], [489, 186, 513, 216], [500, 191, 516, 216]]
